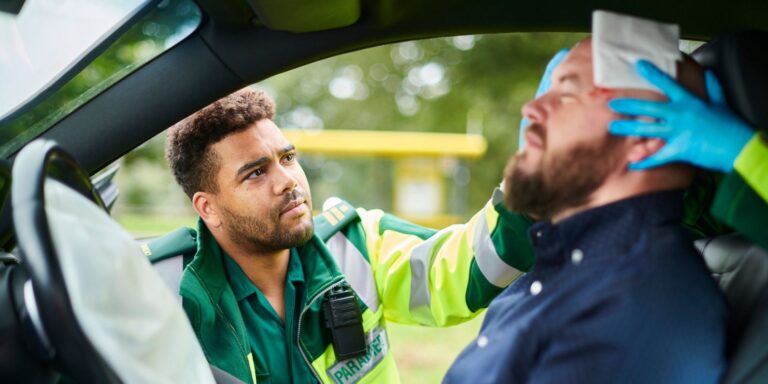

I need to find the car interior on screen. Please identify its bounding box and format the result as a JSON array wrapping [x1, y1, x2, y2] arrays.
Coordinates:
[[0, 0, 767, 383], [690, 30, 768, 383]]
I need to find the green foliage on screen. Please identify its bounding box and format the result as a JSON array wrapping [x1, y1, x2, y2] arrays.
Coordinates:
[[115, 32, 586, 222], [254, 32, 585, 214]]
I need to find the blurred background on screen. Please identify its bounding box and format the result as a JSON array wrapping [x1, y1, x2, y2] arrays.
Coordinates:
[[111, 32, 585, 382]]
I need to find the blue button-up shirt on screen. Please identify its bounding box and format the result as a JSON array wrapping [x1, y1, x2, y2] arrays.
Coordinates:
[[445, 191, 728, 383]]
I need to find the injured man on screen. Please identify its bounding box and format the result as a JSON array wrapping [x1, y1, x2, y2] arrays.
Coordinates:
[[444, 11, 728, 384]]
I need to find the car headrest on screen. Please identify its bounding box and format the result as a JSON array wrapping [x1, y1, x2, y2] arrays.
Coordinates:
[[692, 30, 768, 131]]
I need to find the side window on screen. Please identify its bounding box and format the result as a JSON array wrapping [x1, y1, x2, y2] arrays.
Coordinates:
[[0, 0, 202, 157], [112, 33, 583, 379]]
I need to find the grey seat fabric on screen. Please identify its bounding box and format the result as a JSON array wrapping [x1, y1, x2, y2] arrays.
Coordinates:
[[153, 254, 184, 302], [695, 234, 768, 384], [210, 364, 245, 384]]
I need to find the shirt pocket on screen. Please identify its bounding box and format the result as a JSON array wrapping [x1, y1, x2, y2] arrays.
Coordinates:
[[256, 373, 271, 384]]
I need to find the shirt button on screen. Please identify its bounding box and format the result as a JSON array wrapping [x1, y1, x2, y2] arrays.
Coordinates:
[[571, 249, 584, 264], [477, 335, 489, 348], [536, 230, 543, 238], [530, 280, 543, 295]]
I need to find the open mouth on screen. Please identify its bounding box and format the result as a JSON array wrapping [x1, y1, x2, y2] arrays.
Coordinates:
[[525, 130, 544, 149]]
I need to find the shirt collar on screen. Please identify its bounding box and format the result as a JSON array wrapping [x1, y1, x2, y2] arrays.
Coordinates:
[[224, 249, 305, 302], [194, 216, 344, 303], [287, 248, 305, 285], [224, 254, 258, 301], [186, 218, 230, 301], [528, 190, 686, 266]]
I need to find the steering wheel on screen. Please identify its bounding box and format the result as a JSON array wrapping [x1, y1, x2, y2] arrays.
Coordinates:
[[11, 139, 119, 383]]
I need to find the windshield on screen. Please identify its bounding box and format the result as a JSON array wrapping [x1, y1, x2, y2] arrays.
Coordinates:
[[0, 0, 201, 157], [0, 0, 151, 118]]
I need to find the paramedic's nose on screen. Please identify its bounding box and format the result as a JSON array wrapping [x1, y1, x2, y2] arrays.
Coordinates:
[[274, 165, 299, 196]]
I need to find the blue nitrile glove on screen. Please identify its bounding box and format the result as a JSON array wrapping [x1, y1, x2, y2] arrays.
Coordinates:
[[608, 59, 755, 173], [518, 48, 570, 149]]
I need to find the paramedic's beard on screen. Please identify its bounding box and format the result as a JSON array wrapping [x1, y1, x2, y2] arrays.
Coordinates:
[[220, 190, 314, 253], [503, 134, 623, 220]]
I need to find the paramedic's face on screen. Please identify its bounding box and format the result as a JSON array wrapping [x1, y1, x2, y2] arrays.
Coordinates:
[[210, 119, 314, 252], [503, 39, 626, 218]]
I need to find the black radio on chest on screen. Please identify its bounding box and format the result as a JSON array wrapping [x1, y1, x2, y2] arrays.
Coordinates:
[[323, 283, 367, 360]]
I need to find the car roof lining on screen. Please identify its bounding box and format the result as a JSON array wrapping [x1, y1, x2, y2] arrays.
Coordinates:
[[201, 0, 768, 38], [25, 0, 768, 174]]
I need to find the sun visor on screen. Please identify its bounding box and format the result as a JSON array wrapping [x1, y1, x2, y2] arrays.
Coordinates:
[[247, 0, 360, 32], [592, 10, 681, 91]]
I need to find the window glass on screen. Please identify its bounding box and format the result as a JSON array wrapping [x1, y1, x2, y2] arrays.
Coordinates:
[[0, 0, 151, 117], [0, 0, 201, 157]]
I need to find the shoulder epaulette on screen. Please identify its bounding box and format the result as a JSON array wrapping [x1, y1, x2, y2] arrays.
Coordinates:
[[143, 226, 198, 263], [313, 198, 359, 241]]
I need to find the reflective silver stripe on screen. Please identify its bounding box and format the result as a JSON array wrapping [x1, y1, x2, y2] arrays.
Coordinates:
[[153, 255, 184, 302], [326, 232, 379, 313], [473, 209, 523, 288], [409, 225, 460, 326]]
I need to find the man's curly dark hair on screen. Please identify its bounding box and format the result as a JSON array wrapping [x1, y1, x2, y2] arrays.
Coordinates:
[[166, 88, 276, 198]]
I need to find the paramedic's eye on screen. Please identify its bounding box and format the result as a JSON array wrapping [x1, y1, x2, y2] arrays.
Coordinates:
[[248, 168, 265, 179]]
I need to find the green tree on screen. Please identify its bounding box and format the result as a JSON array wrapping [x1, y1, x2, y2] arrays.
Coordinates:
[[258, 33, 584, 216]]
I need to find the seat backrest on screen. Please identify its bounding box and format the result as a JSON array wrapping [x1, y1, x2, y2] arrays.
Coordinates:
[[692, 30, 768, 130], [152, 254, 184, 302], [691, 29, 768, 383], [696, 234, 768, 383]]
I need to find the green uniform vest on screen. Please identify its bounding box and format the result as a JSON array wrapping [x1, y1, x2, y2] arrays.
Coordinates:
[[146, 195, 535, 383], [712, 133, 768, 250]]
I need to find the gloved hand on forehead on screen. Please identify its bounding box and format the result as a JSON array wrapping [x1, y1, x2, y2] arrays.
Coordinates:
[[608, 59, 756, 173], [518, 48, 570, 150]]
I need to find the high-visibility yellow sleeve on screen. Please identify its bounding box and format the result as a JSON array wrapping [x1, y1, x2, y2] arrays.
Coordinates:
[[734, 133, 768, 203], [356, 192, 534, 327]]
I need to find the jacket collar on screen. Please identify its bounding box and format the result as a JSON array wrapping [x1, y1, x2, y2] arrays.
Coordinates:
[[184, 218, 230, 301], [225, 248, 306, 302], [295, 231, 345, 301], [187, 217, 345, 305]]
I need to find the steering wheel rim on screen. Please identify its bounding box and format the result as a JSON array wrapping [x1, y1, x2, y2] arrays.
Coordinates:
[[11, 139, 118, 383]]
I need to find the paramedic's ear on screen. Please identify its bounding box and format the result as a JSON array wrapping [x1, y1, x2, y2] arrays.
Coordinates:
[[193, 192, 222, 229], [625, 137, 665, 165]]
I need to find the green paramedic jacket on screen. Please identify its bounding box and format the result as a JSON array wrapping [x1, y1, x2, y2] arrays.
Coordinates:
[[711, 133, 768, 250], [145, 191, 534, 384]]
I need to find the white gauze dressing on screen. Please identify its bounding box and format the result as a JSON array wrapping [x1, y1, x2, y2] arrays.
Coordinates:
[[592, 10, 681, 91]]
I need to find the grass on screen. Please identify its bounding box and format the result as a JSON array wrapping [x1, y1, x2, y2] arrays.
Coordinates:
[[116, 212, 197, 238], [387, 317, 484, 383], [116, 213, 485, 383]]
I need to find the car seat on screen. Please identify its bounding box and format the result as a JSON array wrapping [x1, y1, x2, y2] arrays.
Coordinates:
[[696, 235, 768, 383], [692, 30, 768, 384]]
